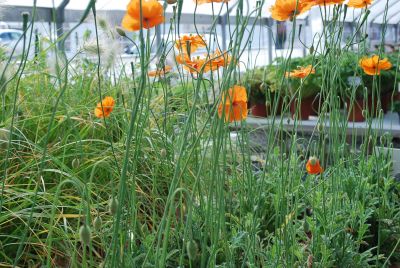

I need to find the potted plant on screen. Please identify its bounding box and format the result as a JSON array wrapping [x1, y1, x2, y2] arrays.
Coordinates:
[[339, 51, 372, 122], [340, 51, 397, 121], [283, 56, 321, 120], [244, 67, 268, 117]]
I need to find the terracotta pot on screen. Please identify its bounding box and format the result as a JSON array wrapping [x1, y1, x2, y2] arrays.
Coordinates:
[[347, 98, 366, 122], [290, 97, 314, 120], [251, 103, 268, 117]]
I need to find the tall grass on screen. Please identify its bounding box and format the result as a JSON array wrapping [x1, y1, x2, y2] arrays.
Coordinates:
[[1, 0, 400, 267]]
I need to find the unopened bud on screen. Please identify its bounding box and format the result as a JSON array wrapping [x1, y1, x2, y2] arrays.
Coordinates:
[[72, 158, 80, 169], [79, 225, 91, 245], [109, 198, 119, 215], [186, 240, 198, 260], [309, 45, 314, 55], [116, 27, 126, 37]]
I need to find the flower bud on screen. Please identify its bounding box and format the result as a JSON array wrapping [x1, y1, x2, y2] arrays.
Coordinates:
[[109, 198, 119, 215], [186, 240, 198, 260], [79, 225, 91, 245], [72, 158, 80, 169], [115, 26, 126, 37], [309, 45, 314, 55], [167, 0, 177, 4]]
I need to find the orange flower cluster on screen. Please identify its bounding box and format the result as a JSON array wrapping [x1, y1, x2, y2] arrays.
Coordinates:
[[286, 65, 316, 79], [175, 35, 207, 54], [218, 85, 248, 122], [306, 156, 323, 175], [270, 0, 313, 21], [302, 0, 344, 6], [175, 35, 231, 74], [148, 65, 173, 77], [194, 0, 230, 4], [179, 50, 232, 74], [121, 0, 164, 31], [347, 0, 372, 8], [270, 0, 374, 21], [94, 96, 115, 118], [359, 55, 392, 76]]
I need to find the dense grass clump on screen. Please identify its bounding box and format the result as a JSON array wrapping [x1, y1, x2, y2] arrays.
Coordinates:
[[1, 0, 400, 267]]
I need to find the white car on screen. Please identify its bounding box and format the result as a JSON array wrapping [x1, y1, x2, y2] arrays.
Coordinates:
[[0, 29, 24, 57]]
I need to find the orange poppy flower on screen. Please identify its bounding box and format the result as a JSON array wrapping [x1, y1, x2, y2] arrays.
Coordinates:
[[94, 96, 115, 118], [177, 50, 232, 74], [306, 156, 323, 175], [175, 53, 191, 65], [359, 55, 392, 76], [194, 0, 230, 4], [302, 0, 344, 6], [208, 50, 232, 70], [148, 65, 173, 77], [286, 65, 315, 79], [175, 35, 207, 54], [218, 85, 248, 123], [121, 0, 164, 31], [270, 0, 313, 21], [182, 56, 208, 73], [347, 0, 372, 8]]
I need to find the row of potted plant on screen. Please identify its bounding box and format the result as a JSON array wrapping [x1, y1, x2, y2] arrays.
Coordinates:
[[244, 52, 398, 122]]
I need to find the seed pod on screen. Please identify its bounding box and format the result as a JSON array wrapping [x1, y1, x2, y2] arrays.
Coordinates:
[[167, 0, 177, 4], [186, 240, 198, 260], [79, 225, 91, 245], [93, 216, 102, 231], [115, 26, 126, 37], [72, 158, 80, 169], [309, 45, 314, 55], [160, 148, 167, 158], [109, 198, 119, 215]]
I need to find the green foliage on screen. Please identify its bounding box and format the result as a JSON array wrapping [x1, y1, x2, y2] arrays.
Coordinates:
[[2, 3, 400, 268]]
